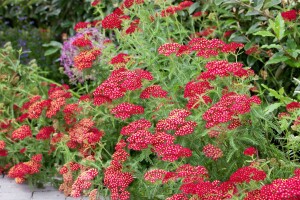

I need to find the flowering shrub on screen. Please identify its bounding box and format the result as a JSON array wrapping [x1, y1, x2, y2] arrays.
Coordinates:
[[1, 0, 300, 200]]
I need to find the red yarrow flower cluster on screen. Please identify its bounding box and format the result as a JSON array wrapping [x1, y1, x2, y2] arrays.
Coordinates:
[[202, 92, 261, 129], [121, 119, 152, 136], [158, 38, 244, 58], [184, 80, 213, 109], [121, 119, 153, 150], [244, 147, 257, 156], [156, 109, 197, 136], [110, 53, 130, 67], [125, 19, 140, 35], [69, 118, 104, 145], [281, 10, 298, 21], [149, 109, 194, 162], [198, 60, 254, 80], [123, 0, 144, 8], [286, 102, 300, 112], [145, 164, 208, 185], [229, 166, 266, 184], [202, 144, 223, 160], [36, 126, 55, 140], [63, 103, 82, 125], [0, 140, 7, 157], [73, 49, 101, 70], [72, 36, 92, 47], [91, 0, 101, 6], [140, 85, 168, 99], [104, 140, 133, 200], [8, 154, 43, 183], [102, 13, 123, 29], [160, 1, 194, 17], [93, 68, 153, 106], [111, 102, 144, 120], [11, 125, 32, 140], [70, 168, 98, 197]]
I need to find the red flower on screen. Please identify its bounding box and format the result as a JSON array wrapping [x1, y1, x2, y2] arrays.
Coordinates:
[[144, 169, 168, 183], [202, 144, 223, 160], [120, 119, 151, 136], [0, 140, 6, 149], [244, 147, 257, 156], [178, 1, 194, 9], [125, 19, 140, 35], [12, 125, 32, 140], [111, 103, 144, 120], [230, 166, 266, 184], [140, 85, 168, 99], [286, 102, 300, 112], [281, 10, 297, 21], [102, 13, 123, 29], [74, 22, 90, 32], [158, 43, 182, 56], [36, 126, 55, 140], [72, 37, 92, 47], [91, 0, 101, 6], [110, 53, 130, 67], [123, 0, 144, 8], [73, 49, 101, 70]]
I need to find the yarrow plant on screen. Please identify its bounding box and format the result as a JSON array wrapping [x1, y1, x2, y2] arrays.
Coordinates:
[[1, 0, 300, 200]]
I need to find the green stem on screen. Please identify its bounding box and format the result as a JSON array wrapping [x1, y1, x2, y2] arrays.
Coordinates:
[[31, 74, 81, 98]]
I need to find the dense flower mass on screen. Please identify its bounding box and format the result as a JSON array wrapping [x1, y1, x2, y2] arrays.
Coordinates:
[[140, 85, 168, 99], [104, 140, 133, 200], [230, 166, 266, 184], [93, 68, 153, 106], [2, 1, 300, 200], [11, 125, 32, 140], [202, 92, 261, 128], [111, 103, 144, 120], [102, 13, 123, 29], [158, 38, 244, 58]]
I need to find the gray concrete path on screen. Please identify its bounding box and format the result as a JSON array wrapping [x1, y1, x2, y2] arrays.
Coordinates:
[[0, 175, 100, 200]]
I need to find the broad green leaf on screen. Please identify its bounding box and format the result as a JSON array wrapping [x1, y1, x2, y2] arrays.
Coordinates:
[[245, 10, 260, 16], [254, 0, 265, 10], [261, 44, 282, 49], [279, 87, 285, 95], [262, 84, 281, 99], [265, 53, 289, 65], [246, 22, 261, 34], [273, 14, 285, 40], [286, 38, 297, 49], [229, 35, 248, 43], [285, 59, 300, 68], [44, 48, 59, 56], [263, 0, 281, 9], [188, 2, 199, 14], [214, 0, 225, 5], [42, 41, 62, 48], [253, 30, 275, 37]]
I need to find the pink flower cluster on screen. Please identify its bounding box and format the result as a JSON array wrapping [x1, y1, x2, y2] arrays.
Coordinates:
[[245, 169, 300, 199], [160, 1, 194, 17], [158, 38, 244, 57], [104, 140, 133, 200], [202, 92, 261, 129], [93, 68, 153, 106], [8, 154, 43, 183], [184, 80, 213, 109], [71, 168, 98, 197], [197, 60, 254, 80]]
